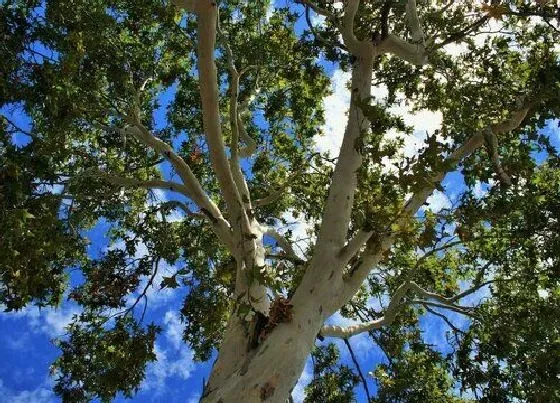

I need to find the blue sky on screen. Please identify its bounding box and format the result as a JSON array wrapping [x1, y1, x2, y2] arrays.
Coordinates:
[[2, 2, 560, 402]]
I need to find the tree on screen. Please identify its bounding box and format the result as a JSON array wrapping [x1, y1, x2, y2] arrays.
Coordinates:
[[1, 0, 560, 401]]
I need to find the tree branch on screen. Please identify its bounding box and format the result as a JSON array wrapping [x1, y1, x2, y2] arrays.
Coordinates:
[[311, 44, 374, 262], [408, 299, 474, 316], [338, 230, 373, 264], [264, 228, 304, 263], [340, 0, 372, 56], [343, 339, 372, 402], [98, 122, 234, 248], [378, 0, 428, 65], [220, 21, 252, 210], [197, 3, 251, 235], [484, 128, 511, 185], [432, 15, 489, 51], [321, 281, 411, 338], [295, 0, 336, 20], [322, 278, 481, 338], [103, 175, 190, 195], [340, 97, 533, 301], [253, 182, 290, 207], [423, 305, 465, 335], [160, 200, 206, 219]]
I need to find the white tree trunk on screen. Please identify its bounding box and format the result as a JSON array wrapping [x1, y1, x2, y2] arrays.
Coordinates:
[[202, 58, 373, 402], [203, 298, 323, 402]]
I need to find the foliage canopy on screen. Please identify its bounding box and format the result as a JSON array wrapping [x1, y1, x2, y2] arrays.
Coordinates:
[[1, 0, 560, 401]]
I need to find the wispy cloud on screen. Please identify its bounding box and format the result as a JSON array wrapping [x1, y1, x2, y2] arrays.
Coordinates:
[[0, 378, 54, 403], [141, 310, 195, 394], [142, 343, 195, 393], [163, 311, 184, 350], [5, 304, 81, 339]]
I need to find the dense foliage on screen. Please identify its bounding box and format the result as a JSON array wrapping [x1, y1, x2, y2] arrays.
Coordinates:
[[1, 0, 560, 401]]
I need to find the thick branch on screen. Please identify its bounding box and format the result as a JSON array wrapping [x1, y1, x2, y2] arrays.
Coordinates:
[[340, 0, 372, 56], [197, 3, 250, 237], [312, 53, 374, 260], [338, 230, 373, 264], [378, 0, 427, 65]]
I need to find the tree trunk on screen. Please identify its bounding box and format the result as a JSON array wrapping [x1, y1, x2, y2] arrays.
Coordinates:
[[202, 58, 373, 402], [202, 298, 323, 402]]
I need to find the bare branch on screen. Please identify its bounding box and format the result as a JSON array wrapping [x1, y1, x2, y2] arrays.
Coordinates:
[[484, 128, 511, 185], [253, 183, 289, 207], [160, 200, 206, 219], [2, 114, 34, 138], [322, 278, 481, 338], [338, 230, 373, 264], [423, 305, 465, 334], [219, 21, 252, 210], [264, 228, 304, 263], [344, 339, 372, 401], [321, 281, 411, 338], [409, 299, 474, 316], [432, 15, 489, 50]]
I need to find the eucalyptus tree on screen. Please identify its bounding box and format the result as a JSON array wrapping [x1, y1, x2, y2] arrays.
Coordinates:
[[1, 0, 560, 401]]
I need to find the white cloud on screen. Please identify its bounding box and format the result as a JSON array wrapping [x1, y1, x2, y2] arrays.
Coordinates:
[[5, 304, 81, 339], [0, 379, 54, 403], [42, 307, 81, 337], [278, 210, 315, 259], [265, 1, 274, 21], [316, 68, 443, 163], [141, 311, 195, 393], [314, 69, 351, 157], [422, 190, 451, 213], [472, 180, 487, 199], [187, 394, 201, 403], [142, 343, 195, 392], [310, 13, 325, 27], [163, 311, 184, 350]]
